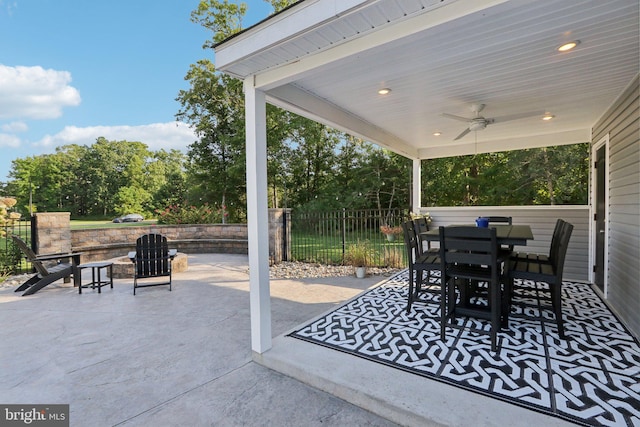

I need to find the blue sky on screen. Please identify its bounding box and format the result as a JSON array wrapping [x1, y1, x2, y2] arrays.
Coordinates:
[[0, 0, 274, 181]]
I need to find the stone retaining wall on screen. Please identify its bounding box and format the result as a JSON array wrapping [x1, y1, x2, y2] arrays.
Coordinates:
[[32, 209, 291, 264], [32, 213, 71, 255], [71, 224, 248, 262]]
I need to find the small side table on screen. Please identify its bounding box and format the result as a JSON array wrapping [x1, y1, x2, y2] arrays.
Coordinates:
[[78, 262, 114, 294]]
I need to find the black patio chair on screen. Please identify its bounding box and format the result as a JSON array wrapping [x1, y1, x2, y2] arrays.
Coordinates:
[[412, 216, 432, 253], [486, 216, 512, 225], [12, 235, 81, 296], [507, 220, 573, 338], [512, 218, 564, 265], [487, 216, 514, 250], [402, 220, 440, 313], [439, 226, 510, 351], [128, 233, 176, 295]]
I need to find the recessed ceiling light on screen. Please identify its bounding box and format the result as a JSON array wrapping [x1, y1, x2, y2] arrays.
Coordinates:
[[433, 131, 442, 136], [378, 88, 391, 95], [557, 40, 580, 52], [542, 113, 555, 121]]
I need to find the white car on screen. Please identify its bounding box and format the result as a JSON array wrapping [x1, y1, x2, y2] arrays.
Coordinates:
[[113, 214, 144, 223]]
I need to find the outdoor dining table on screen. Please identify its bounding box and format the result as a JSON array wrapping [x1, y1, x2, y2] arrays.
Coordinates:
[[420, 224, 534, 332], [420, 224, 534, 247]]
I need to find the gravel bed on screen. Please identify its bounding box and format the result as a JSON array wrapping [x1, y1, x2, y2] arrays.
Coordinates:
[[1, 273, 33, 289], [269, 261, 401, 279]]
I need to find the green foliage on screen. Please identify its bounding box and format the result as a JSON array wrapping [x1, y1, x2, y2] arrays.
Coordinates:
[[7, 139, 187, 218], [156, 203, 222, 225], [0, 239, 21, 277], [0, 198, 23, 277], [421, 144, 589, 206], [114, 186, 152, 217]]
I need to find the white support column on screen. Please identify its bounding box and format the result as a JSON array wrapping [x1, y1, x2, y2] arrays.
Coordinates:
[[412, 158, 422, 212], [244, 78, 272, 354]]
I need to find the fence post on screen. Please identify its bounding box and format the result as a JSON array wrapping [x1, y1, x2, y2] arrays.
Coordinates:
[[282, 209, 288, 261], [341, 208, 346, 261], [32, 212, 71, 255]]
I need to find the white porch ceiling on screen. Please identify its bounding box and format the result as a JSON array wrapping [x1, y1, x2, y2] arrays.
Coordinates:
[[214, 0, 639, 159]]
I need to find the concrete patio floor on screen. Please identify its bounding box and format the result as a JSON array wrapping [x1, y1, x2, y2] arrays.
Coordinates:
[[0, 254, 395, 426], [0, 254, 577, 426]]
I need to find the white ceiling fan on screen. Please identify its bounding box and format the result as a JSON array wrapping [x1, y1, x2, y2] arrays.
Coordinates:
[[442, 103, 545, 141]]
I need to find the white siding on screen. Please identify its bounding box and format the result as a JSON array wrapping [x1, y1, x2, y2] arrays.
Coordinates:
[[592, 74, 640, 338]]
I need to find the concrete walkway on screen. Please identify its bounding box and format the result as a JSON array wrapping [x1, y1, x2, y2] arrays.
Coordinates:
[[0, 254, 396, 427]]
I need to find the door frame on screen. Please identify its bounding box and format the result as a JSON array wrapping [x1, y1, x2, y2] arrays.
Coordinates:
[[590, 134, 609, 296]]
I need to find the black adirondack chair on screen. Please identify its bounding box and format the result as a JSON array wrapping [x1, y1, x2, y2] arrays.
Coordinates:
[[128, 233, 176, 295], [12, 235, 81, 296]]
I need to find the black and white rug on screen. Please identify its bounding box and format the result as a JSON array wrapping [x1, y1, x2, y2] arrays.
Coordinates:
[[289, 270, 640, 427]]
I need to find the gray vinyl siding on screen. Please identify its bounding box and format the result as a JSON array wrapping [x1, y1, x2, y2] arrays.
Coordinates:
[[592, 74, 640, 339], [419, 206, 589, 281]]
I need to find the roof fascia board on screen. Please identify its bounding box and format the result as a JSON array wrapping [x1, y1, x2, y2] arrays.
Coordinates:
[[416, 129, 591, 159], [215, 0, 371, 70], [267, 84, 418, 158], [252, 0, 510, 90]]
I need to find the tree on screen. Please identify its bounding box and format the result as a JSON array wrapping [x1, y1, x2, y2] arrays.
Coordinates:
[[7, 138, 188, 218], [421, 144, 588, 206], [179, 0, 299, 219], [282, 118, 340, 209], [177, 59, 247, 222], [358, 147, 411, 218]]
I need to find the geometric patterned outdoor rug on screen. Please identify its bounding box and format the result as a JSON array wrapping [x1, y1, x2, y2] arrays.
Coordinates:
[[289, 270, 640, 427]]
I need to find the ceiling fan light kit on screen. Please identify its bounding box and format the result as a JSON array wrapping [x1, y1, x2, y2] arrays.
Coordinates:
[[441, 103, 546, 140]]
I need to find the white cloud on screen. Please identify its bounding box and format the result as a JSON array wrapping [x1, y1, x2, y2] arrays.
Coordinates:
[[36, 121, 198, 152], [0, 1, 18, 16], [0, 64, 81, 120], [0, 132, 21, 147], [1, 121, 27, 132]]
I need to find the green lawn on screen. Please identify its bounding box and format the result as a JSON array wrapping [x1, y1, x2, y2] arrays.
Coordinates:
[[291, 230, 406, 267], [70, 219, 158, 229]]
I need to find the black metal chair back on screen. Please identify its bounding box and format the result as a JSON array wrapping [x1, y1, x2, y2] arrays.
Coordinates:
[[487, 216, 514, 250], [439, 226, 505, 351], [412, 217, 431, 253], [508, 220, 573, 337], [402, 220, 440, 313]]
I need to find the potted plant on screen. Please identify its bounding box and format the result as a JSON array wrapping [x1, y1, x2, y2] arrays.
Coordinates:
[[380, 224, 403, 242], [345, 239, 374, 278]]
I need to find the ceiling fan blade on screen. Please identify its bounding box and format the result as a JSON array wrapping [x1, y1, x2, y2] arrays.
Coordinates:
[[454, 127, 471, 141], [491, 110, 546, 124], [441, 112, 471, 123]]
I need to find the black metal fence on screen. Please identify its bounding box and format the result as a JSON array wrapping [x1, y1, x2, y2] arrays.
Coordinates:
[[289, 208, 409, 267], [1, 218, 32, 276]]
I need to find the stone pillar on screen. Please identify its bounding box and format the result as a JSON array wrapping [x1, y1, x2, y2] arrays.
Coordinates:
[[268, 208, 291, 264], [33, 212, 71, 255]]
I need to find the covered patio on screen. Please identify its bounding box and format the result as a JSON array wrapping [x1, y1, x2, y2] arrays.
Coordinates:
[[1, 254, 637, 426], [213, 0, 639, 349], [212, 0, 640, 425]]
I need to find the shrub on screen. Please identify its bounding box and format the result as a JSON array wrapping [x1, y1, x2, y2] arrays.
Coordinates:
[[344, 239, 376, 267], [0, 197, 22, 278], [0, 197, 21, 238], [156, 203, 222, 225], [383, 246, 405, 268]]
